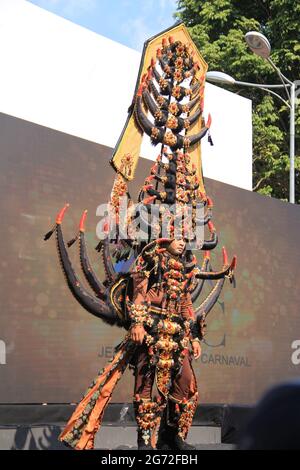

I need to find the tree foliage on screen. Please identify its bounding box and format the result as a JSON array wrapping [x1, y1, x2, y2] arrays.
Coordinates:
[[175, 0, 300, 202]]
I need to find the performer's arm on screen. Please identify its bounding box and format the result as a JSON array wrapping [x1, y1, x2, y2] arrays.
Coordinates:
[[181, 292, 202, 360], [128, 272, 151, 345]]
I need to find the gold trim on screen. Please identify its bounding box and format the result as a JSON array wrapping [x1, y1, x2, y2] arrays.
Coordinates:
[[110, 277, 128, 321], [149, 305, 180, 318]]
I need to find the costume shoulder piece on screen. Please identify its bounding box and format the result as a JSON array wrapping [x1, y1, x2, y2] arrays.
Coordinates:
[[44, 22, 237, 331]]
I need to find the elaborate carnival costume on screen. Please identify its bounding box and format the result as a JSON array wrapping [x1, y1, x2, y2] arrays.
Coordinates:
[[44, 24, 236, 450]]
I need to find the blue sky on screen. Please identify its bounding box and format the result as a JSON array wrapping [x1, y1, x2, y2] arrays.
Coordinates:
[[28, 0, 179, 51]]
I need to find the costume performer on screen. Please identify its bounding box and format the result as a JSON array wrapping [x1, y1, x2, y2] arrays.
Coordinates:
[[44, 23, 236, 450]]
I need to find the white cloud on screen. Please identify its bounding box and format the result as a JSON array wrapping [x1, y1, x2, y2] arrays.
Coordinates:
[[121, 0, 178, 50], [122, 16, 157, 51], [156, 0, 178, 27]]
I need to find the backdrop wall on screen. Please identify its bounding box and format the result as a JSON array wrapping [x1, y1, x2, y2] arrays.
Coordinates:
[[0, 112, 299, 404]]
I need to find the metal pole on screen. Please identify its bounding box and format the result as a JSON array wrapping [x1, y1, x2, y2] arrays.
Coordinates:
[[207, 75, 296, 203], [233, 81, 290, 107], [290, 82, 295, 203], [267, 58, 292, 99]]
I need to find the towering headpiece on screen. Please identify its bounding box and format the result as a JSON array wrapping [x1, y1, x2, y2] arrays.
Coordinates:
[[107, 23, 213, 252]]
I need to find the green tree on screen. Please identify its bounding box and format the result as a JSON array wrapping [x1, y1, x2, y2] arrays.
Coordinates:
[[175, 0, 300, 202]]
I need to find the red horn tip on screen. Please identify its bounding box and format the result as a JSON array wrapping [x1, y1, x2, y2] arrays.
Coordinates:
[[207, 220, 215, 232], [206, 113, 212, 129], [231, 255, 237, 270], [79, 210, 88, 232], [200, 98, 204, 112], [103, 219, 109, 234], [207, 196, 213, 208], [143, 184, 154, 191], [56, 203, 70, 224], [222, 246, 228, 265], [142, 195, 156, 205], [145, 175, 155, 182], [137, 85, 143, 97], [137, 82, 146, 97]]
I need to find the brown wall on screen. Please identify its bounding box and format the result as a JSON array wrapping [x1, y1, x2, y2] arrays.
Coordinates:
[[0, 112, 300, 404]]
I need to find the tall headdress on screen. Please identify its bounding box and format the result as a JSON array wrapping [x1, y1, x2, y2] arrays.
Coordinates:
[[108, 23, 213, 252]]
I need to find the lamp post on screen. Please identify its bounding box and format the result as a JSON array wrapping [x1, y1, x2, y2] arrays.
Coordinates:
[[206, 31, 296, 204]]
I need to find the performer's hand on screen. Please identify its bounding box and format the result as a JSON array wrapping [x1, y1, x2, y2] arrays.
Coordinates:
[[130, 325, 146, 344], [192, 340, 202, 360]]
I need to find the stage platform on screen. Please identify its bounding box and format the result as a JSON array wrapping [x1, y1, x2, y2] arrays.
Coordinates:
[[0, 404, 252, 450]]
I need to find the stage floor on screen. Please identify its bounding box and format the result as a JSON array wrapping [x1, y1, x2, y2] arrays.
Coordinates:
[[0, 424, 235, 450], [0, 403, 251, 450]]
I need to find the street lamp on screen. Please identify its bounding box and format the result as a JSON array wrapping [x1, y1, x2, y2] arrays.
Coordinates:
[[206, 31, 296, 204], [245, 31, 271, 59]]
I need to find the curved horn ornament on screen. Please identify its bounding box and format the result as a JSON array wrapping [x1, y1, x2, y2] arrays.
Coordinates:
[[148, 80, 168, 110], [190, 253, 210, 303], [78, 211, 107, 301], [194, 277, 225, 321], [152, 67, 172, 95], [195, 247, 237, 280], [101, 237, 118, 283], [142, 89, 168, 127], [184, 125, 209, 149], [166, 106, 202, 133], [44, 205, 121, 326], [56, 224, 120, 325], [142, 89, 160, 117]]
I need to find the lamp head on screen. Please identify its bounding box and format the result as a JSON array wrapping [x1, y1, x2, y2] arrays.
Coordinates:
[[245, 31, 271, 59], [206, 71, 236, 85]]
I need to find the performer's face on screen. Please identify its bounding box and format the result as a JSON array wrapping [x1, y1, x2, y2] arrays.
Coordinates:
[[168, 239, 186, 256]]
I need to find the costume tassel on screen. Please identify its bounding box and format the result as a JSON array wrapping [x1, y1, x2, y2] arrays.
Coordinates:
[[67, 233, 79, 248], [43, 224, 56, 241], [95, 241, 103, 252]]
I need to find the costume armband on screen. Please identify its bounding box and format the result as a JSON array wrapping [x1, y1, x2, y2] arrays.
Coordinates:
[[128, 302, 154, 328], [190, 316, 207, 341], [191, 337, 201, 344]]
